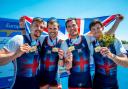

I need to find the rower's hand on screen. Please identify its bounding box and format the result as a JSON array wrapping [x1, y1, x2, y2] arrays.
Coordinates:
[[116, 14, 124, 22], [15, 43, 31, 57], [58, 49, 64, 59], [100, 47, 112, 58], [65, 50, 73, 62], [65, 50, 73, 70]]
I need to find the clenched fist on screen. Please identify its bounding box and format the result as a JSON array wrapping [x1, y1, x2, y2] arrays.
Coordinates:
[[15, 43, 31, 57], [58, 49, 64, 59], [116, 14, 124, 22]]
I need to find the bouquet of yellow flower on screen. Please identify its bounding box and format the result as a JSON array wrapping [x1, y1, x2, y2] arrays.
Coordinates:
[[99, 34, 115, 47], [95, 34, 115, 52]]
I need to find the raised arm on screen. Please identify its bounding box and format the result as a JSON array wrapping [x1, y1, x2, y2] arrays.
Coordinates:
[[0, 43, 31, 65], [19, 16, 26, 35], [106, 14, 124, 35]]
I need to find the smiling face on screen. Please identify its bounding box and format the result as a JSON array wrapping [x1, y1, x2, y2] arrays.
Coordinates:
[[90, 20, 104, 40], [91, 23, 103, 39], [66, 19, 79, 38], [30, 21, 45, 39], [47, 21, 59, 39]]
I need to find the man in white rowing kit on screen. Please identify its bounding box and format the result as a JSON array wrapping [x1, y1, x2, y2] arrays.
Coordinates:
[[0, 17, 46, 89]]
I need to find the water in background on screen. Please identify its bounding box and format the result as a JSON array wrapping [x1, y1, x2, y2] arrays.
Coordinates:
[[118, 66, 128, 89]]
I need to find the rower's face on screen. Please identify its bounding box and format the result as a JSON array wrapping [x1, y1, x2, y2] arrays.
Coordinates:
[[31, 21, 44, 38], [66, 20, 79, 37], [90, 23, 103, 39], [48, 23, 59, 39]]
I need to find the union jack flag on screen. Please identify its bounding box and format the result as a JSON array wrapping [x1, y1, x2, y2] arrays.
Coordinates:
[[23, 15, 116, 40]]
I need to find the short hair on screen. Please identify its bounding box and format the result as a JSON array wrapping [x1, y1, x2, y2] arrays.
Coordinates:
[[65, 18, 77, 28], [47, 17, 59, 28], [32, 17, 45, 24], [89, 19, 103, 30]]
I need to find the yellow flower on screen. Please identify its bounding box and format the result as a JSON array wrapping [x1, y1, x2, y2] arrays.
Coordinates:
[[98, 34, 115, 47]]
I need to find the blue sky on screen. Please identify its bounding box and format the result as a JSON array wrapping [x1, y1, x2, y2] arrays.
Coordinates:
[[0, 0, 128, 40]]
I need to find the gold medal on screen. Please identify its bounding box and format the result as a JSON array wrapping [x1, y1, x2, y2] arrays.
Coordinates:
[[52, 47, 58, 52], [68, 46, 75, 52], [95, 46, 101, 52], [30, 46, 37, 52]]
